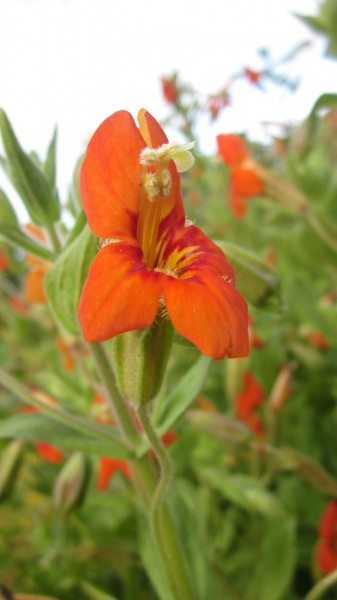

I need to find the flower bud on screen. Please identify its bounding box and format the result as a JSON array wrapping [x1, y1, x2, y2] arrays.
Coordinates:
[[0, 439, 25, 502], [269, 363, 294, 413], [53, 452, 90, 513], [112, 315, 174, 405]]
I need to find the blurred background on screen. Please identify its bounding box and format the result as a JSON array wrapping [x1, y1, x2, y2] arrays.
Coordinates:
[[0, 0, 334, 204]]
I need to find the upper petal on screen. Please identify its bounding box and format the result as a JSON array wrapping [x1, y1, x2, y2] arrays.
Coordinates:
[[78, 242, 161, 342], [80, 111, 145, 238], [217, 134, 249, 166]]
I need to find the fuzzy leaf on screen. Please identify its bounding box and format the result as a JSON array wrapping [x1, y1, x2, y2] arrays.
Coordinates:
[[45, 226, 97, 335], [0, 413, 130, 458], [0, 109, 60, 224], [155, 355, 211, 433]]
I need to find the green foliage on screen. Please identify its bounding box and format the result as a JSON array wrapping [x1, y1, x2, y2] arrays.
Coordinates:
[[45, 226, 97, 335], [0, 109, 60, 225]]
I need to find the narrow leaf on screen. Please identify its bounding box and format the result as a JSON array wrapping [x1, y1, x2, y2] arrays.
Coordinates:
[[0, 413, 130, 458], [45, 226, 97, 335], [0, 109, 60, 224], [156, 355, 211, 433]]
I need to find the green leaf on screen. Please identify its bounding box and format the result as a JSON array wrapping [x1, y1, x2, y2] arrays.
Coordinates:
[[248, 518, 296, 600], [302, 93, 337, 154], [43, 126, 58, 188], [0, 439, 25, 501], [216, 240, 281, 308], [200, 469, 284, 517], [0, 109, 60, 224], [296, 14, 327, 34], [80, 581, 119, 600], [0, 413, 130, 458], [45, 226, 97, 335], [65, 210, 87, 246], [155, 355, 211, 434], [0, 223, 55, 260], [0, 187, 19, 227], [139, 520, 172, 600]]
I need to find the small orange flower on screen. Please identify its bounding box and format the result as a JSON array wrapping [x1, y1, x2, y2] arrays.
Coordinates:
[[316, 501, 337, 574], [78, 110, 249, 360], [35, 441, 64, 463], [244, 68, 263, 85], [24, 224, 49, 304], [307, 331, 330, 350], [0, 250, 9, 271], [217, 134, 264, 218], [9, 295, 28, 316], [97, 457, 132, 491], [57, 336, 75, 372], [161, 76, 179, 104], [235, 371, 264, 436], [207, 93, 230, 120]]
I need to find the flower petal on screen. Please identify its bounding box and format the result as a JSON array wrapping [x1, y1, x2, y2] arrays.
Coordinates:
[[78, 243, 161, 342], [229, 189, 248, 218], [80, 111, 145, 238], [217, 134, 249, 166], [138, 108, 169, 147], [162, 271, 249, 359], [160, 224, 236, 280], [231, 166, 264, 196]]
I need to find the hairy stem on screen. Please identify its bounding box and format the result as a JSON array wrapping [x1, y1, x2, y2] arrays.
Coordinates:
[[305, 569, 337, 600], [46, 222, 62, 253], [138, 403, 194, 600], [89, 342, 140, 449]]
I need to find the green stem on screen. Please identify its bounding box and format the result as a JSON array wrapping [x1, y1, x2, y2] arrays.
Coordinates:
[[81, 342, 194, 598], [138, 404, 194, 600], [46, 222, 62, 253], [89, 342, 140, 449], [0, 367, 125, 449], [305, 569, 337, 600]]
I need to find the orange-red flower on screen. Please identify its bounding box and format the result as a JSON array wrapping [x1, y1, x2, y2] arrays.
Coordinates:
[[235, 371, 264, 436], [307, 331, 330, 351], [9, 295, 28, 316], [0, 250, 9, 271], [78, 110, 249, 360], [217, 134, 264, 218], [244, 68, 263, 85], [316, 501, 337, 574], [24, 224, 49, 304], [161, 76, 179, 104], [97, 457, 132, 491], [207, 93, 230, 120]]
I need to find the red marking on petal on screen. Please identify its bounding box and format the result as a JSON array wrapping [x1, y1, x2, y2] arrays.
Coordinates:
[[78, 243, 161, 342]]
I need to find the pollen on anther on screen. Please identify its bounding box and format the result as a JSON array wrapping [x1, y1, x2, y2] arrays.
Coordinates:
[[144, 173, 160, 200]]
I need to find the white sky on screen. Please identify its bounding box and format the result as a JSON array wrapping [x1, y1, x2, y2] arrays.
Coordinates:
[[0, 0, 334, 218]]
